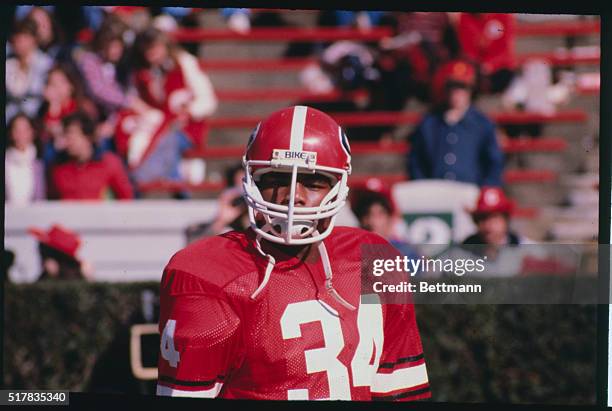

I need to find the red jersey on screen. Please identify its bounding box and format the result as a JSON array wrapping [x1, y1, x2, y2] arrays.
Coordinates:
[[458, 13, 516, 73], [157, 227, 430, 401], [49, 152, 134, 200]]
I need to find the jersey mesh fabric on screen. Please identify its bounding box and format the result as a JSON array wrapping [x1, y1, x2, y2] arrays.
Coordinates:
[[157, 227, 431, 401]]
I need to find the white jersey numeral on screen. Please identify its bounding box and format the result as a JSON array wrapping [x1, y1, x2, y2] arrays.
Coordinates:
[[161, 319, 180, 367], [280, 300, 351, 400], [280, 296, 384, 400], [351, 297, 384, 387]]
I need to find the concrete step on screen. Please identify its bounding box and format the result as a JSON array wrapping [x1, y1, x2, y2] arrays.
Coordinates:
[[542, 205, 598, 221], [568, 189, 599, 207], [548, 220, 598, 242], [562, 172, 599, 189]]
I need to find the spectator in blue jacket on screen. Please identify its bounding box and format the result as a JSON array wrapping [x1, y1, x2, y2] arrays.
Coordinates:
[[407, 60, 504, 186]]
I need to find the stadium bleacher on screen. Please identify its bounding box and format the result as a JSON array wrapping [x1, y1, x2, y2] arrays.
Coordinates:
[[136, 11, 598, 243], [7, 9, 600, 245], [177, 10, 599, 242]]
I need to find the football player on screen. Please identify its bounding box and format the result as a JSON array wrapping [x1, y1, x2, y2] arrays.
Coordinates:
[[156, 106, 430, 401]]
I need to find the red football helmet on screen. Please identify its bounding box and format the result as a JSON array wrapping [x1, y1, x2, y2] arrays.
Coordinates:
[[242, 106, 352, 245]]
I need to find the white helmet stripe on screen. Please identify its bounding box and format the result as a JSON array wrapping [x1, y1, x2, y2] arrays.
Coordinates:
[[289, 105, 308, 151]]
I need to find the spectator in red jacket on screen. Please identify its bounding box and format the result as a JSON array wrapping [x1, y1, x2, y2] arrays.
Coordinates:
[[457, 13, 516, 93], [49, 112, 134, 200], [131, 27, 217, 149]]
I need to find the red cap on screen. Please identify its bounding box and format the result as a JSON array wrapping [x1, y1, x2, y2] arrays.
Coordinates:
[[349, 177, 396, 215], [469, 187, 515, 216], [28, 224, 81, 260], [431, 60, 476, 103]]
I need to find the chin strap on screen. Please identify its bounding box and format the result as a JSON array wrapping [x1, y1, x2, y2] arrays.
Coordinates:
[[249, 233, 356, 311], [317, 240, 356, 311], [250, 234, 276, 300]]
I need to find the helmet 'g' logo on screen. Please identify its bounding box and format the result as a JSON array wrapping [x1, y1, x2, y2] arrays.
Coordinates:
[[246, 122, 261, 151], [340, 128, 351, 156]]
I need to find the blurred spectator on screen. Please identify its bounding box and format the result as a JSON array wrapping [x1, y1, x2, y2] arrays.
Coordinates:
[[29, 224, 93, 280], [407, 60, 504, 186], [299, 41, 398, 142], [221, 8, 252, 33], [48, 112, 134, 200], [12, 6, 105, 61], [185, 164, 249, 243], [40, 64, 97, 162], [6, 18, 53, 122], [73, 15, 137, 120], [319, 10, 386, 30], [53, 5, 91, 47], [224, 163, 246, 190], [350, 179, 421, 269], [301, 41, 379, 95], [460, 187, 535, 273], [222, 7, 300, 36], [81, 6, 107, 32], [5, 114, 46, 205], [159, 7, 194, 21], [195, 187, 248, 237], [149, 7, 200, 55], [501, 58, 572, 139], [351, 190, 396, 238], [463, 187, 531, 245], [22, 6, 68, 61], [378, 12, 459, 104], [286, 10, 385, 58], [114, 110, 195, 197], [457, 13, 516, 94], [103, 6, 150, 33], [14, 5, 54, 21], [131, 27, 217, 150], [113, 27, 215, 193]]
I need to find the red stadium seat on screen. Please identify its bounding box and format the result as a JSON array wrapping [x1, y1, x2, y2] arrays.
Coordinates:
[[184, 137, 568, 159], [215, 88, 368, 102], [514, 20, 600, 36], [136, 170, 557, 195], [200, 52, 599, 73], [205, 110, 587, 129], [172, 27, 393, 42]]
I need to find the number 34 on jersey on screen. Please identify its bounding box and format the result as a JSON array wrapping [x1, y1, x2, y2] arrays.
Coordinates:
[[159, 295, 430, 401]]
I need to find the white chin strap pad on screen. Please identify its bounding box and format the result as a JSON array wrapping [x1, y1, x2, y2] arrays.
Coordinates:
[[267, 216, 316, 240]]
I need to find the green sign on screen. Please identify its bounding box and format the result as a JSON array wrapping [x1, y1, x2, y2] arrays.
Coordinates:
[[403, 212, 454, 245]]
